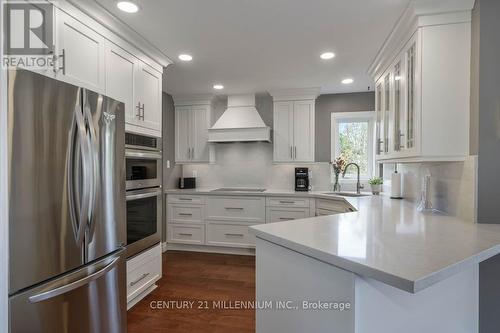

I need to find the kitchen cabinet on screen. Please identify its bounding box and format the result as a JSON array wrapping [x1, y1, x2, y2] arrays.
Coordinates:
[[174, 99, 212, 163], [126, 243, 162, 310], [134, 62, 162, 134], [55, 9, 106, 93], [105, 42, 162, 137], [105, 41, 136, 126], [371, 15, 470, 162], [271, 97, 316, 163]]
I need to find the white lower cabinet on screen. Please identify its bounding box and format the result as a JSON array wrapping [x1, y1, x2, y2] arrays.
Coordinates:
[[266, 207, 311, 223], [168, 224, 205, 245], [126, 243, 162, 310], [166, 194, 351, 252], [206, 221, 256, 248]]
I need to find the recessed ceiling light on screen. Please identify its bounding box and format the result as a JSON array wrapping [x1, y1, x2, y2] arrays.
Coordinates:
[[116, 1, 139, 13], [178, 54, 193, 62], [320, 52, 335, 60], [342, 78, 354, 84], [213, 84, 224, 90]]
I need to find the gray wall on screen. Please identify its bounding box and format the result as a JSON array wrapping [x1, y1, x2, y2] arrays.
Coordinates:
[[315, 92, 375, 162], [211, 91, 375, 163], [472, 1, 500, 332], [475, 0, 500, 224]]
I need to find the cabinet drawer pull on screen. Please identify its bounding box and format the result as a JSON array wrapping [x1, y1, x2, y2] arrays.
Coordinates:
[[178, 233, 193, 236], [279, 200, 295, 204], [279, 217, 294, 220], [130, 273, 150, 287], [178, 213, 193, 216], [225, 233, 244, 237], [178, 198, 193, 201], [225, 207, 244, 210]]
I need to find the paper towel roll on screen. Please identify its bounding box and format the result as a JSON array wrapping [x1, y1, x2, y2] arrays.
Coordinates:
[[391, 171, 402, 199]]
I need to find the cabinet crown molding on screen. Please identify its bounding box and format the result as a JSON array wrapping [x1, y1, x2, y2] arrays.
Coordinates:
[[269, 88, 321, 101], [173, 94, 215, 106], [367, 0, 474, 80]]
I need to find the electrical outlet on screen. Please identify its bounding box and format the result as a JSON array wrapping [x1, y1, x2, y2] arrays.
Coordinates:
[[192, 170, 197, 178], [166, 160, 170, 169]]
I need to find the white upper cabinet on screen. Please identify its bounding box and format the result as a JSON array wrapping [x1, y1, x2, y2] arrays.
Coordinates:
[[173, 96, 213, 163], [270, 89, 319, 163], [50, 3, 168, 138], [55, 9, 106, 93], [273, 101, 294, 162], [105, 41, 137, 125], [369, 8, 471, 162], [134, 62, 162, 134]]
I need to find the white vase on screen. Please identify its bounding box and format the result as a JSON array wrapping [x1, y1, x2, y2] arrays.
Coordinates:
[[371, 184, 382, 195]]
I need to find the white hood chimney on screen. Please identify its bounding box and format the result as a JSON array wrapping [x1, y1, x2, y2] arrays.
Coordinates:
[[208, 94, 271, 142]]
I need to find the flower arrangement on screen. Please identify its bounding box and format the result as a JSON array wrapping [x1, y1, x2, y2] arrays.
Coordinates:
[[330, 156, 346, 192]]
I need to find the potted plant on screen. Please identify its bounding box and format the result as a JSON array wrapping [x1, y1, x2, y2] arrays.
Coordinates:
[[368, 177, 383, 195], [330, 156, 346, 192]]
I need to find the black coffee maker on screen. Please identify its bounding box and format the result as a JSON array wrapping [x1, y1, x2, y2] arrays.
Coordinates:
[[295, 167, 309, 192]]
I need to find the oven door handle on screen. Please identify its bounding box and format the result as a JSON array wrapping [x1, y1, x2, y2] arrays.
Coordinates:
[[126, 189, 162, 201], [125, 150, 162, 160]]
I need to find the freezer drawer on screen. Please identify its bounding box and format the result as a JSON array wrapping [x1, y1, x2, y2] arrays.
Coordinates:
[[9, 250, 126, 333]]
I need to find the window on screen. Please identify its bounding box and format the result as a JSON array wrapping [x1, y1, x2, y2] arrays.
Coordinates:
[[331, 111, 375, 180]]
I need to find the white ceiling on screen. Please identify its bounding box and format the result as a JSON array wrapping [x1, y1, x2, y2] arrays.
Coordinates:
[[97, 0, 410, 95]]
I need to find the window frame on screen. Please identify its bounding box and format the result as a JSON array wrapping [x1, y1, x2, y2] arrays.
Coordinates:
[[331, 111, 376, 181]]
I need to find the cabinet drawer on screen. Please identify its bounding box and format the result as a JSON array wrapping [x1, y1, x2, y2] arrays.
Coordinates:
[[206, 222, 256, 248], [316, 198, 353, 213], [168, 204, 204, 224], [316, 208, 343, 217], [206, 196, 265, 223], [126, 245, 162, 304], [167, 194, 205, 205], [168, 224, 205, 245], [266, 197, 311, 208], [266, 207, 311, 223]]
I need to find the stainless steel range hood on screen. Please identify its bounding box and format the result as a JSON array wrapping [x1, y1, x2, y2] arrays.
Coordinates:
[[208, 94, 271, 142]]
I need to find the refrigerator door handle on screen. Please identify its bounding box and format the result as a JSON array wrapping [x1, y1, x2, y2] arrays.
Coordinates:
[[71, 89, 92, 247], [28, 256, 120, 303], [83, 90, 100, 242]]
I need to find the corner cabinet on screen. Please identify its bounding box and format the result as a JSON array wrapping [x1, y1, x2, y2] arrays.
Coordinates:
[[173, 96, 213, 163], [270, 89, 319, 163], [372, 11, 471, 162]]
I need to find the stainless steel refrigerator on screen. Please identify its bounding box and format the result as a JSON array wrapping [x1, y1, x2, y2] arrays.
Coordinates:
[[7, 69, 127, 333]]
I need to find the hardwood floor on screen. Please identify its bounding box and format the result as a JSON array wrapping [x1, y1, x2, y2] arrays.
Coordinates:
[[127, 251, 256, 333]]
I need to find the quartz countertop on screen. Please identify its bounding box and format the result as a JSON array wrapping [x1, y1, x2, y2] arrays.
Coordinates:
[[249, 194, 500, 293], [165, 187, 500, 293]]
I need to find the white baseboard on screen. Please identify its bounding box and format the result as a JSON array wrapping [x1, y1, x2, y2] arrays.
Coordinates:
[[165, 243, 255, 256]]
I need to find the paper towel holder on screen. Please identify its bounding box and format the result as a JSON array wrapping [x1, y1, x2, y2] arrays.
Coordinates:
[[390, 164, 403, 200]]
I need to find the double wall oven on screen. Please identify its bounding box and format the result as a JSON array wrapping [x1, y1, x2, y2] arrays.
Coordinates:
[[125, 133, 162, 257]]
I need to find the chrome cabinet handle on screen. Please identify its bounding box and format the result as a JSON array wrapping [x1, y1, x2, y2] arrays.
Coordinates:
[[225, 233, 244, 237], [191, 147, 194, 159], [279, 217, 294, 220], [294, 146, 297, 159], [178, 198, 193, 201], [52, 49, 66, 75], [136, 102, 144, 120], [290, 146, 293, 159], [178, 213, 193, 216], [130, 273, 150, 287], [29, 256, 120, 303], [179, 233, 193, 236], [279, 200, 295, 204], [225, 207, 244, 210]]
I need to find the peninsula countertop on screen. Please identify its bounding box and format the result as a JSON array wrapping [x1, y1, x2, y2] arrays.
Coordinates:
[[248, 194, 500, 293]]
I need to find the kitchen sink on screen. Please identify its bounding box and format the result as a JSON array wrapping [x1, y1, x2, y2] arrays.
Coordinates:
[[211, 187, 266, 192], [321, 192, 370, 197]]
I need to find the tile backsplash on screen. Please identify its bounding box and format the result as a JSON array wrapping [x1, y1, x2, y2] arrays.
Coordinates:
[[382, 156, 478, 223], [170, 143, 477, 223]]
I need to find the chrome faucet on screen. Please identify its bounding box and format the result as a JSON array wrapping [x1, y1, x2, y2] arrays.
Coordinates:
[[342, 163, 364, 194]]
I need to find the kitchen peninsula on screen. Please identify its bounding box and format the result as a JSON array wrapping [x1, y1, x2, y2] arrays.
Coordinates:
[[250, 195, 500, 333]]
